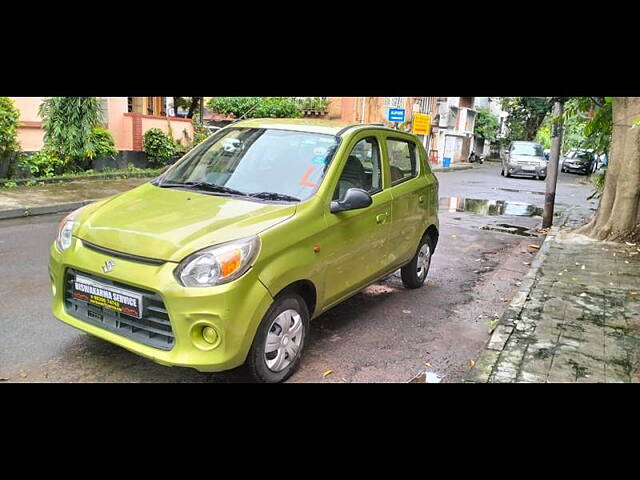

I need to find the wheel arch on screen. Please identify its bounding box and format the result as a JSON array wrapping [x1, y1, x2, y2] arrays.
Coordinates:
[[274, 279, 317, 318], [423, 224, 439, 252]]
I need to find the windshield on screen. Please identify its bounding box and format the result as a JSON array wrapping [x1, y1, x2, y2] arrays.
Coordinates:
[[566, 150, 592, 161], [160, 128, 340, 201], [510, 143, 544, 156]]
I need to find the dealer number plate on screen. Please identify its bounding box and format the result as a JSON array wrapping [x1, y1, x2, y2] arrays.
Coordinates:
[[71, 274, 143, 319]]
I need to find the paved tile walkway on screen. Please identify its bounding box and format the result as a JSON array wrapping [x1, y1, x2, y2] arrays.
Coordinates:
[[468, 211, 640, 383]]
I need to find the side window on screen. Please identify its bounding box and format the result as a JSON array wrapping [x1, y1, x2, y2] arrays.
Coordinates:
[[387, 138, 417, 184], [333, 137, 382, 200]]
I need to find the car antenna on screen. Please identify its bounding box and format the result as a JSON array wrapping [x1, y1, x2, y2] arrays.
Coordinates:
[[231, 100, 261, 124]]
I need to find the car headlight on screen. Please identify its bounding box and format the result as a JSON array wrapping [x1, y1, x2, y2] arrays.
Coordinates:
[[55, 207, 87, 252], [175, 236, 260, 287]]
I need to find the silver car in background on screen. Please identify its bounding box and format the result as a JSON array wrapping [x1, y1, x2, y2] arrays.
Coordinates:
[[501, 141, 547, 181]]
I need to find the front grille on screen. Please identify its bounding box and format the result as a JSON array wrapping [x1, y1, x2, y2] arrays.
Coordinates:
[[64, 268, 175, 350], [81, 240, 166, 266]]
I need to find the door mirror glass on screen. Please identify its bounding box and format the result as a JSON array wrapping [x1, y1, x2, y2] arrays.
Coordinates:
[[330, 188, 373, 213]]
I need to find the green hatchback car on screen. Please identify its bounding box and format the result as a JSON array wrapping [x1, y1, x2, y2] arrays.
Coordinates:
[[49, 119, 440, 382]]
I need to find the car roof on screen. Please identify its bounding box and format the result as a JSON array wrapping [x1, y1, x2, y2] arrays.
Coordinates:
[[230, 118, 399, 137]]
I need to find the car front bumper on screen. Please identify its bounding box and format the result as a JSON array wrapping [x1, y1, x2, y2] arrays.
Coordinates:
[[49, 237, 274, 372], [507, 163, 546, 177], [563, 163, 589, 173]]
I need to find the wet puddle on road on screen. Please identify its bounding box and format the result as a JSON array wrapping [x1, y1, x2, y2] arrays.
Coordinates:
[[479, 224, 537, 237], [493, 187, 545, 196], [440, 197, 543, 217]]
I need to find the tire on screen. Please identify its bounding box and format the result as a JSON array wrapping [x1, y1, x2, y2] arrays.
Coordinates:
[[539, 176, 546, 181], [500, 168, 504, 176], [506, 170, 511, 178], [401, 235, 433, 289], [245, 293, 310, 383]]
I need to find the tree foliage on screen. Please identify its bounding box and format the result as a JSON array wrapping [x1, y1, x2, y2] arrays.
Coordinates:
[[501, 97, 553, 142], [0, 97, 20, 157], [207, 97, 302, 119], [563, 97, 612, 155], [39, 97, 104, 168], [473, 107, 500, 142]]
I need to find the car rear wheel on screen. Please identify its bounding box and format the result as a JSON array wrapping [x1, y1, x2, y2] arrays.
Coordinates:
[[401, 235, 433, 289], [245, 293, 309, 383], [500, 168, 504, 176]]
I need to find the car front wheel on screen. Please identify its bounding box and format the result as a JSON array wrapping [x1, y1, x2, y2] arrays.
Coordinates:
[[401, 235, 433, 289], [245, 293, 309, 383]]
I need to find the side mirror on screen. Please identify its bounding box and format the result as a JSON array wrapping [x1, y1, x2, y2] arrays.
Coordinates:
[[330, 188, 373, 213]]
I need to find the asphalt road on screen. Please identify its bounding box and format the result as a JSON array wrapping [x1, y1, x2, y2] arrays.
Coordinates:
[[0, 163, 596, 382]]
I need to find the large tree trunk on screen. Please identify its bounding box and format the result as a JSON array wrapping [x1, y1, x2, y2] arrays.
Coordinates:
[[577, 97, 640, 242]]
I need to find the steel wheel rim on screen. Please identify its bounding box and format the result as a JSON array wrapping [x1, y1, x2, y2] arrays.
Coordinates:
[[416, 244, 431, 279], [264, 309, 304, 372]]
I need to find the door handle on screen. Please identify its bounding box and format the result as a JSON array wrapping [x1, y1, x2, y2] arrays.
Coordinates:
[[418, 195, 426, 203], [376, 213, 389, 224]]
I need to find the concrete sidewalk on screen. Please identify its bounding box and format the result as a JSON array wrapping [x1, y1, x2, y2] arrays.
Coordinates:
[[467, 209, 640, 383], [0, 177, 151, 220]]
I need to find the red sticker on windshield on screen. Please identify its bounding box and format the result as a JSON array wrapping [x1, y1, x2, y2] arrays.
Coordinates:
[[299, 166, 317, 188]]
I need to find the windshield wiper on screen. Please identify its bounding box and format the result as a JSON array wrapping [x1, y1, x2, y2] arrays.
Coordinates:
[[249, 192, 300, 202], [185, 182, 247, 196], [158, 181, 246, 196]]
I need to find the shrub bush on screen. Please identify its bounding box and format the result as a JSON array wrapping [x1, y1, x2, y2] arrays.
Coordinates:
[[301, 97, 329, 112], [0, 97, 20, 157], [192, 122, 211, 146], [207, 97, 302, 119], [91, 127, 118, 159], [143, 128, 176, 166], [18, 150, 65, 178]]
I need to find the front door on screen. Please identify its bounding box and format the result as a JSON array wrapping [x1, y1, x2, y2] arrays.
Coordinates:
[[320, 134, 392, 308]]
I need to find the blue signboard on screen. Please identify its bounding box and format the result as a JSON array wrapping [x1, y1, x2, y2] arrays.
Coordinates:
[[387, 108, 405, 122]]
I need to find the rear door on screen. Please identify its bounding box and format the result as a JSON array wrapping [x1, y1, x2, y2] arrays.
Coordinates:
[[383, 133, 429, 267]]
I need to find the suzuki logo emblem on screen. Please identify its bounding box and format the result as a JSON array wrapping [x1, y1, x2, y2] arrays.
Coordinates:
[[102, 260, 115, 273]]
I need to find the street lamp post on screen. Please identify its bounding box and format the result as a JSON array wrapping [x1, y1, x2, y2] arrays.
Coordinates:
[[542, 98, 566, 229]]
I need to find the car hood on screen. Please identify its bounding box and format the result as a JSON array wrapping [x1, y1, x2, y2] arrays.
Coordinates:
[[75, 183, 296, 262], [511, 154, 546, 163]]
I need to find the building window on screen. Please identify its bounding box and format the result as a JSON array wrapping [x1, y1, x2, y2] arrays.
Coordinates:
[[146, 97, 154, 115], [384, 97, 405, 108], [414, 97, 431, 114]]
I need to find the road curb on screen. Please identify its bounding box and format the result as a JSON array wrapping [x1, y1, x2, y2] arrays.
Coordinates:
[[465, 222, 561, 383], [0, 200, 97, 221], [432, 164, 475, 172]]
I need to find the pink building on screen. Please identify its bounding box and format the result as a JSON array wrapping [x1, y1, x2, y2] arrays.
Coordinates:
[[11, 97, 194, 152]]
